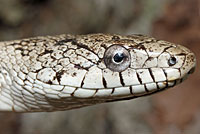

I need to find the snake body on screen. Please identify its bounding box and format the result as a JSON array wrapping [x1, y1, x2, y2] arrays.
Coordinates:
[[0, 33, 196, 112]]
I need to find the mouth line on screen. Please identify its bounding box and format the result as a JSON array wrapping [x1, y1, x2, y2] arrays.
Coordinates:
[[106, 78, 185, 102]]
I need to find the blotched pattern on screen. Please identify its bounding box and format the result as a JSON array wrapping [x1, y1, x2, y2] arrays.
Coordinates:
[[0, 34, 196, 112]]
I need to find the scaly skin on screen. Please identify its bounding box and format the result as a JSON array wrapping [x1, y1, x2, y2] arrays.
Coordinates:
[[0, 33, 196, 112]]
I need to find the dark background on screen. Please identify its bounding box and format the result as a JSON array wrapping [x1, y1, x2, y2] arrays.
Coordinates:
[[0, 0, 199, 134]]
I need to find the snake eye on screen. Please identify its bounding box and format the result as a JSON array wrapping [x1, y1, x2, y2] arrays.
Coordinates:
[[168, 56, 177, 66], [113, 52, 124, 63], [104, 45, 130, 72]]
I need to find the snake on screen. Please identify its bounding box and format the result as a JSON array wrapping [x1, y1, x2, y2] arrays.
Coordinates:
[[0, 33, 196, 112]]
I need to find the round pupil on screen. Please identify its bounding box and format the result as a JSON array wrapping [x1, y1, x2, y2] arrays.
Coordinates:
[[168, 57, 177, 66], [113, 52, 124, 63]]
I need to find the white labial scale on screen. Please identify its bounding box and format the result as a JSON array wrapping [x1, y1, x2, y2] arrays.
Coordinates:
[[157, 82, 167, 89], [136, 69, 154, 83], [94, 89, 113, 97], [121, 68, 140, 86], [59, 64, 87, 87], [145, 83, 157, 92], [130, 49, 148, 68], [112, 87, 131, 96], [132, 85, 146, 94], [103, 69, 122, 88], [168, 81, 175, 87], [73, 88, 96, 98], [82, 66, 104, 88], [164, 68, 180, 81], [150, 68, 166, 82]]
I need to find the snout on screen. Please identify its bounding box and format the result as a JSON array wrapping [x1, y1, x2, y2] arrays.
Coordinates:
[[188, 66, 195, 74], [180, 51, 196, 78]]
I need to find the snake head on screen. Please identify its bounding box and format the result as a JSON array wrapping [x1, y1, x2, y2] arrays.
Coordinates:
[[99, 34, 196, 101], [63, 34, 196, 102], [0, 33, 196, 112]]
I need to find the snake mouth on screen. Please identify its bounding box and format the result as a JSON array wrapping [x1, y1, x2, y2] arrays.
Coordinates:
[[105, 77, 187, 103]]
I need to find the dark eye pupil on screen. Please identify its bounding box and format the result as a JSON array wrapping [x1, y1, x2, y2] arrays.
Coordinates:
[[168, 57, 177, 66], [113, 53, 124, 63]]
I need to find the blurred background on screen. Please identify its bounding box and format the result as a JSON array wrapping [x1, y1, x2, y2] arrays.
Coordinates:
[[0, 0, 199, 134]]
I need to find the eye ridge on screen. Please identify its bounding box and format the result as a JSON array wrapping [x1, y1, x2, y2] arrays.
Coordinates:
[[168, 56, 177, 66]]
